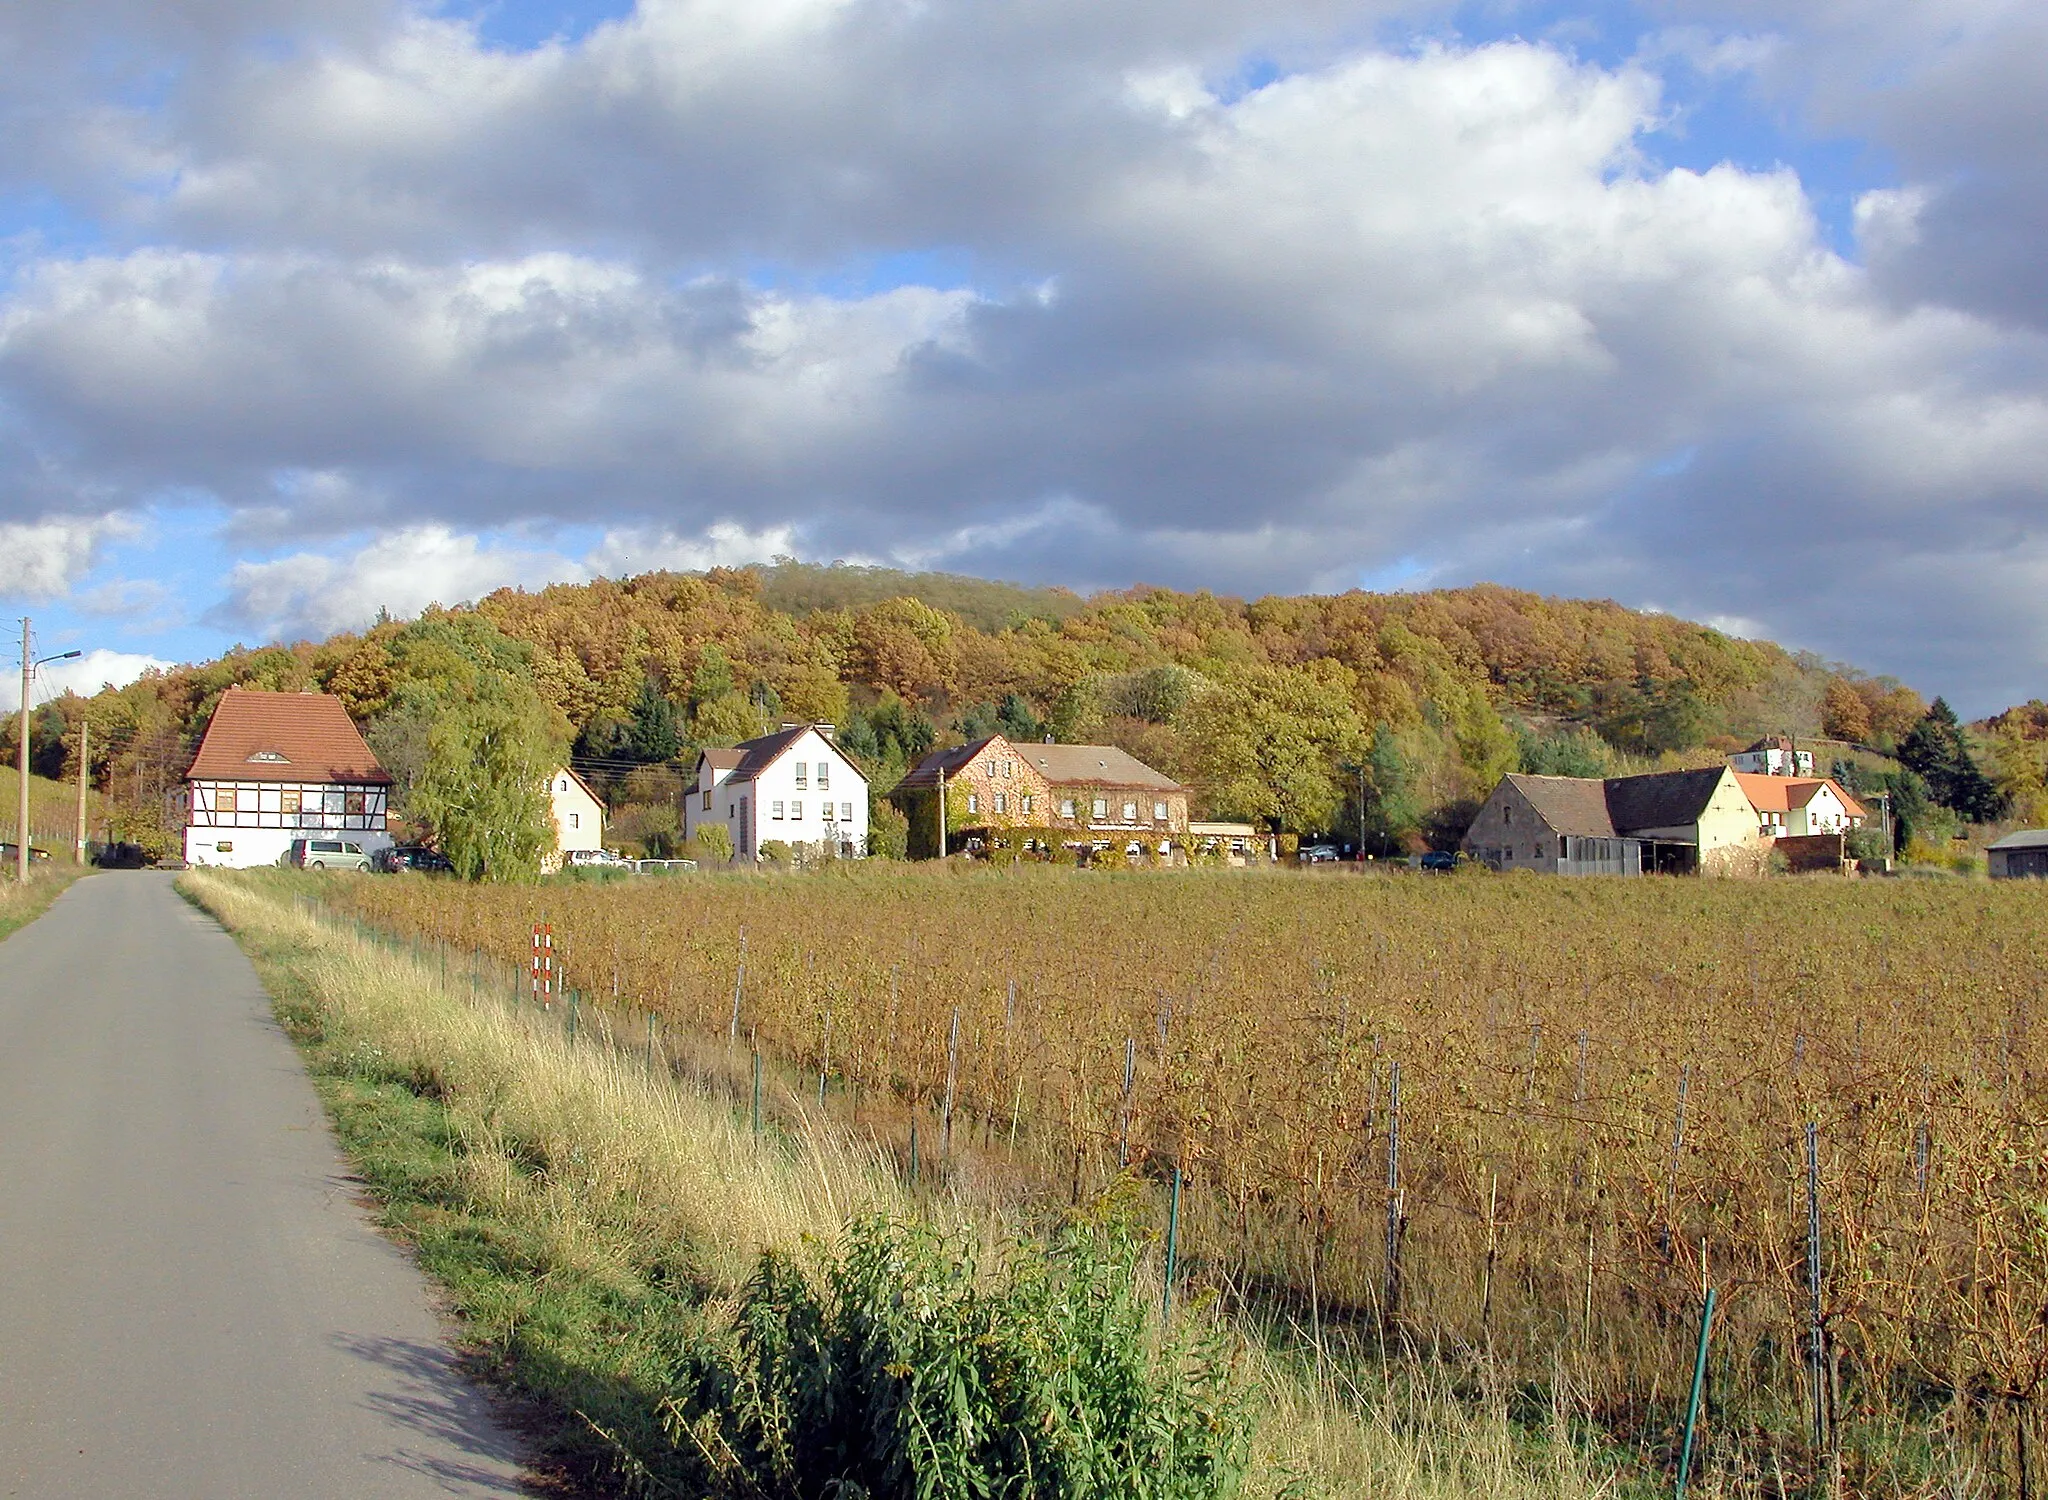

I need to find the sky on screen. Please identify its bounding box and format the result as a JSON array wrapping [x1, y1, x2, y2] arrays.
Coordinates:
[[1, 0, 2044, 716]]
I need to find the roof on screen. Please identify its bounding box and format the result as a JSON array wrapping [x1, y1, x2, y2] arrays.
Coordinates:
[[702, 723, 858, 786], [894, 736, 1003, 792], [1989, 829, 2048, 851], [1734, 773, 1866, 819], [1504, 774, 1616, 838], [185, 688, 390, 785], [1741, 735, 1804, 755], [1027, 744, 1182, 791], [554, 766, 603, 804], [1601, 767, 1730, 834]]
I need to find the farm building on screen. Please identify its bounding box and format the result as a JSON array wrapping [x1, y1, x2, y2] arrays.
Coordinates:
[[178, 688, 393, 869], [1988, 829, 2048, 879], [1462, 766, 1761, 875], [893, 734, 1189, 858], [684, 723, 869, 860]]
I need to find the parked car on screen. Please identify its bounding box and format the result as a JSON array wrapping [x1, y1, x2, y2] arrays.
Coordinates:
[[284, 837, 372, 871], [374, 844, 453, 874], [1418, 850, 1462, 872], [1298, 843, 1342, 864], [0, 841, 53, 865], [90, 841, 151, 868], [563, 848, 633, 869]]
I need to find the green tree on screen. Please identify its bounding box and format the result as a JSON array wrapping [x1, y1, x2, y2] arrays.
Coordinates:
[[996, 692, 1042, 742], [628, 675, 681, 762], [1361, 724, 1429, 852], [1182, 661, 1367, 833], [1515, 722, 1611, 778], [1899, 698, 2003, 821], [690, 644, 736, 707], [411, 680, 563, 881]]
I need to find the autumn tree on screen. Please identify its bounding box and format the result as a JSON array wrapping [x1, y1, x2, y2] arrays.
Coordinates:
[[1182, 660, 1367, 832]]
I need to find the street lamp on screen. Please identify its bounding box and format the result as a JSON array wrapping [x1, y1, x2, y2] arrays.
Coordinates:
[[15, 619, 82, 883]]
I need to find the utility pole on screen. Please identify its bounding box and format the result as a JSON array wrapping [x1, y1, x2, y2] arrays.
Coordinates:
[[15, 618, 27, 885], [75, 715, 89, 865]]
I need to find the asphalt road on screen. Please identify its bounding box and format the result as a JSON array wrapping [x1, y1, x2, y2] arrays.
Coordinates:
[[0, 873, 533, 1498]]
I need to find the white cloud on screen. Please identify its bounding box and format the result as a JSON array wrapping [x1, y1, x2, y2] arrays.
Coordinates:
[[0, 514, 136, 599], [0, 648, 172, 712], [584, 521, 801, 577]]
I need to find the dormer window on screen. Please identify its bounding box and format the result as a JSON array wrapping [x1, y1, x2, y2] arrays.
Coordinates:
[[247, 749, 290, 765]]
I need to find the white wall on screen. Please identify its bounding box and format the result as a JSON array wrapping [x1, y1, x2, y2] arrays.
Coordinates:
[[549, 772, 604, 857], [750, 731, 867, 856]]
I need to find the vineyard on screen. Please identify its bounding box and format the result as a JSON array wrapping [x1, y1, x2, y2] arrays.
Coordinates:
[[327, 865, 2048, 1494]]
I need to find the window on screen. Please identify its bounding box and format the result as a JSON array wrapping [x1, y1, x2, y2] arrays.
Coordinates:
[[1021, 794, 1034, 815], [344, 791, 366, 816], [1122, 801, 1137, 821], [570, 812, 581, 829], [217, 788, 239, 814], [1061, 798, 1076, 819], [817, 762, 828, 790], [1092, 797, 1108, 820], [281, 789, 301, 816], [792, 800, 803, 820], [216, 841, 233, 853], [1153, 800, 1168, 821], [823, 802, 837, 822], [993, 792, 1007, 814], [558, 778, 568, 792], [1503, 805, 1513, 825], [841, 802, 853, 822], [794, 762, 807, 789], [967, 793, 980, 814], [702, 790, 712, 811], [773, 801, 786, 820]]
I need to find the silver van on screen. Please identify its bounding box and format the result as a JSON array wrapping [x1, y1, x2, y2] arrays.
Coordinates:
[[284, 838, 371, 872]]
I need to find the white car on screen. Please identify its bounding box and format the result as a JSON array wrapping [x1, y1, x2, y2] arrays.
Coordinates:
[[563, 848, 632, 869], [285, 838, 372, 871]]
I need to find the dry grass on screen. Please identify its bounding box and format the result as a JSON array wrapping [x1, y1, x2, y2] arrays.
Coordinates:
[[189, 866, 1630, 1499], [0, 865, 85, 941]]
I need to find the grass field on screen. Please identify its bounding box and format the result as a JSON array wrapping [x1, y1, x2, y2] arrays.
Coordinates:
[[320, 863, 2048, 1495], [0, 765, 105, 855]]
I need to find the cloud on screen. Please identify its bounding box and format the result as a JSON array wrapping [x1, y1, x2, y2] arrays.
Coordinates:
[[0, 514, 136, 599], [0, 647, 172, 712]]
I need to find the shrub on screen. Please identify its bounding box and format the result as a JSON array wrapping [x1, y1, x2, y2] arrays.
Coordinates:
[[668, 1214, 1251, 1500]]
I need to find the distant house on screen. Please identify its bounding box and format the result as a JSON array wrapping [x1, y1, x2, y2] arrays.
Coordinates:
[[1988, 830, 2048, 880], [683, 723, 869, 860], [1732, 773, 1865, 839], [180, 688, 393, 869], [543, 767, 605, 872], [893, 734, 1189, 858], [1461, 767, 1760, 875], [1730, 735, 1815, 778]]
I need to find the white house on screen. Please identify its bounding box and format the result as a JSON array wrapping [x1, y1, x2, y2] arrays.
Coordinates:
[[1732, 773, 1867, 838], [684, 723, 868, 860], [180, 687, 393, 869], [544, 767, 606, 871], [1730, 735, 1815, 778]]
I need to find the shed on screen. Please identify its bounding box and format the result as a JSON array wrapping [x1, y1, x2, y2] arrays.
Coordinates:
[[1988, 829, 2048, 880]]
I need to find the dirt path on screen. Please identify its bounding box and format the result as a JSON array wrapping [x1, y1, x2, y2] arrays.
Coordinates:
[[0, 873, 533, 1498]]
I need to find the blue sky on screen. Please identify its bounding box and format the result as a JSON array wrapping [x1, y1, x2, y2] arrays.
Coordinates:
[[2, 0, 2044, 715]]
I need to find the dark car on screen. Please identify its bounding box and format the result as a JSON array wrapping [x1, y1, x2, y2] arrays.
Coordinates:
[[1418, 850, 1461, 872], [375, 844, 454, 874]]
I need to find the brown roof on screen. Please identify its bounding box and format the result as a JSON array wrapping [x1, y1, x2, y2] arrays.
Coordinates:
[[1027, 744, 1182, 792], [1735, 772, 1866, 820], [185, 688, 390, 785], [700, 724, 853, 786], [894, 736, 1006, 792], [699, 747, 745, 773], [1504, 774, 1616, 837]]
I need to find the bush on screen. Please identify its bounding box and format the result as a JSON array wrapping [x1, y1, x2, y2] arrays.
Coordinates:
[[668, 1214, 1251, 1500]]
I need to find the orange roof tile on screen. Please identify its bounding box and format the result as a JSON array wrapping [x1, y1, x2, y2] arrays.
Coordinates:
[[185, 688, 391, 785]]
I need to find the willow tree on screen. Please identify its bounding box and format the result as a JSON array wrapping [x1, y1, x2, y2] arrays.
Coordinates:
[[412, 680, 562, 882]]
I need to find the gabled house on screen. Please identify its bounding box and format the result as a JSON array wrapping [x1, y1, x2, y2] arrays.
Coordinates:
[[892, 734, 1189, 858], [1462, 766, 1760, 875], [1732, 773, 1865, 839], [1730, 735, 1815, 778], [180, 688, 393, 869], [683, 723, 869, 860], [544, 766, 606, 872]]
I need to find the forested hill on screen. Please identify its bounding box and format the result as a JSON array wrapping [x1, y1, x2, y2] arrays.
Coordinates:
[[25, 562, 2032, 855]]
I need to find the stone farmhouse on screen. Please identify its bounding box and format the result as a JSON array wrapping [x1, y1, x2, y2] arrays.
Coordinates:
[[684, 723, 869, 860], [179, 688, 393, 869], [893, 734, 1189, 858], [1461, 766, 1762, 875]]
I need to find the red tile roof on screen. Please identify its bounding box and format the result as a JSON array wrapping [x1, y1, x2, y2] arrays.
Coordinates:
[[185, 688, 391, 785]]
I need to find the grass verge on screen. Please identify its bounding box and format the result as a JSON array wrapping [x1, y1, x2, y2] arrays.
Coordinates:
[[0, 866, 86, 942], [182, 868, 1623, 1500]]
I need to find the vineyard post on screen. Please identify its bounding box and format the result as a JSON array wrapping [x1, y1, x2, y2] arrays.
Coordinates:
[[1572, 1030, 1589, 1191], [728, 930, 747, 1049], [567, 989, 578, 1045], [909, 1118, 920, 1187], [647, 1010, 658, 1075], [1120, 1036, 1136, 1169], [1806, 1120, 1826, 1459], [1163, 1166, 1182, 1323], [943, 1008, 960, 1155], [753, 1047, 762, 1137], [1481, 1170, 1499, 1342], [1664, 1063, 1691, 1252], [1384, 1060, 1403, 1327], [1676, 1285, 1719, 1500], [819, 1003, 832, 1108]]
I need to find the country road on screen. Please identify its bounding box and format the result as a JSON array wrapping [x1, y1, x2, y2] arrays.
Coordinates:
[[0, 873, 533, 1498]]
